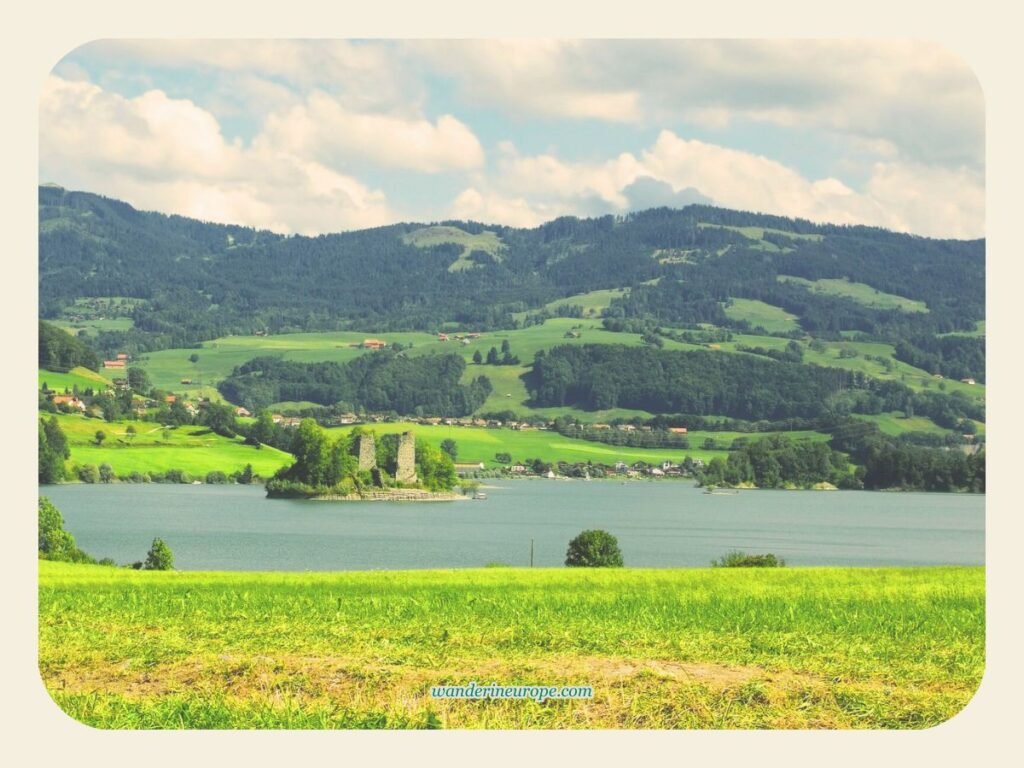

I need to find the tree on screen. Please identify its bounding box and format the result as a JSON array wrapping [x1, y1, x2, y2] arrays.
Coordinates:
[[238, 463, 254, 485], [472, 349, 483, 365], [99, 463, 115, 483], [127, 366, 150, 393], [95, 430, 107, 446], [39, 417, 69, 484], [144, 538, 174, 570], [495, 452, 512, 463], [565, 529, 624, 567], [486, 346, 500, 365], [189, 353, 200, 363], [501, 339, 511, 354], [38, 497, 88, 562], [440, 438, 458, 461], [77, 464, 100, 483], [126, 425, 136, 442]]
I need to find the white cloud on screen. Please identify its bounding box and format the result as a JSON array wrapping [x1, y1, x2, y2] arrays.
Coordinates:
[[410, 40, 641, 123], [40, 75, 394, 233], [258, 91, 484, 173], [448, 131, 984, 238], [409, 39, 984, 170]]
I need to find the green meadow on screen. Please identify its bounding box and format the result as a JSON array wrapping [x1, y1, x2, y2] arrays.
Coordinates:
[[722, 298, 800, 333], [50, 412, 291, 478], [39, 561, 984, 729], [320, 420, 803, 466], [778, 275, 929, 313], [402, 225, 506, 272], [39, 366, 112, 393], [120, 317, 982, 441]]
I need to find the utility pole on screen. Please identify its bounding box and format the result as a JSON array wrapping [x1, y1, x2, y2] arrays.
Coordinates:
[[530, 538, 534, 568]]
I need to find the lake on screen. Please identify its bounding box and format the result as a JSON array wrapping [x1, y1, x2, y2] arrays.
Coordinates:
[[41, 481, 984, 571]]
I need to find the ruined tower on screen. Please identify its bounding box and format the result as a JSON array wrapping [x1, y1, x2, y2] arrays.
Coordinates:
[[396, 431, 417, 483], [357, 433, 377, 471]]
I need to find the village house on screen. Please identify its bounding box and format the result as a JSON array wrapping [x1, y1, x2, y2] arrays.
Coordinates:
[[669, 427, 688, 435], [361, 338, 387, 350], [960, 378, 976, 385], [593, 423, 611, 430], [650, 467, 665, 477], [509, 464, 527, 474], [164, 395, 176, 404], [235, 406, 251, 417], [454, 462, 485, 474], [116, 353, 129, 361], [112, 378, 130, 390], [52, 395, 86, 411], [103, 360, 126, 369], [437, 333, 449, 342], [617, 424, 636, 432], [271, 414, 284, 424]]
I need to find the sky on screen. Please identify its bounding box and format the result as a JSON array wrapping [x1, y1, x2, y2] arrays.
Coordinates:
[[41, 39, 984, 239]]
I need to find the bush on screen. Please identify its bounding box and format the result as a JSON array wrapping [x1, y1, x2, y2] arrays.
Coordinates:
[[77, 464, 99, 484], [144, 538, 174, 570], [711, 551, 785, 568], [99, 463, 115, 483], [565, 529, 624, 568], [205, 470, 229, 484]]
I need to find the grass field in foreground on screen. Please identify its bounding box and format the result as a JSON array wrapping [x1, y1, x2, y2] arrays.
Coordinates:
[[39, 561, 984, 729]]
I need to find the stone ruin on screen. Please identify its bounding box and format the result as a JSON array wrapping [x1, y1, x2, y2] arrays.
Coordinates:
[[356, 430, 416, 485], [396, 431, 418, 484], [357, 433, 376, 471]]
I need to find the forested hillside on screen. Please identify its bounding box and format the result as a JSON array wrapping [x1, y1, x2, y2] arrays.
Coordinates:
[[39, 186, 984, 385]]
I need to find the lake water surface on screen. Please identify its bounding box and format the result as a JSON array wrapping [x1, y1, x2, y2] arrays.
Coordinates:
[[42, 481, 984, 571]]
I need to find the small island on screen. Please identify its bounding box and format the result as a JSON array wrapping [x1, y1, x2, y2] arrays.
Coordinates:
[[265, 420, 465, 501]]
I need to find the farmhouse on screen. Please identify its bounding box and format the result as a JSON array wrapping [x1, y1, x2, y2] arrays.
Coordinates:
[[103, 360, 125, 369], [960, 378, 976, 385], [361, 338, 387, 350], [235, 407, 251, 417], [669, 427, 688, 435], [165, 395, 176, 404], [52, 395, 86, 411]]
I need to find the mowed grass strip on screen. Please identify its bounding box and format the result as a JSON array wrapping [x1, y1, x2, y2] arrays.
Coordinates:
[[39, 562, 984, 729]]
